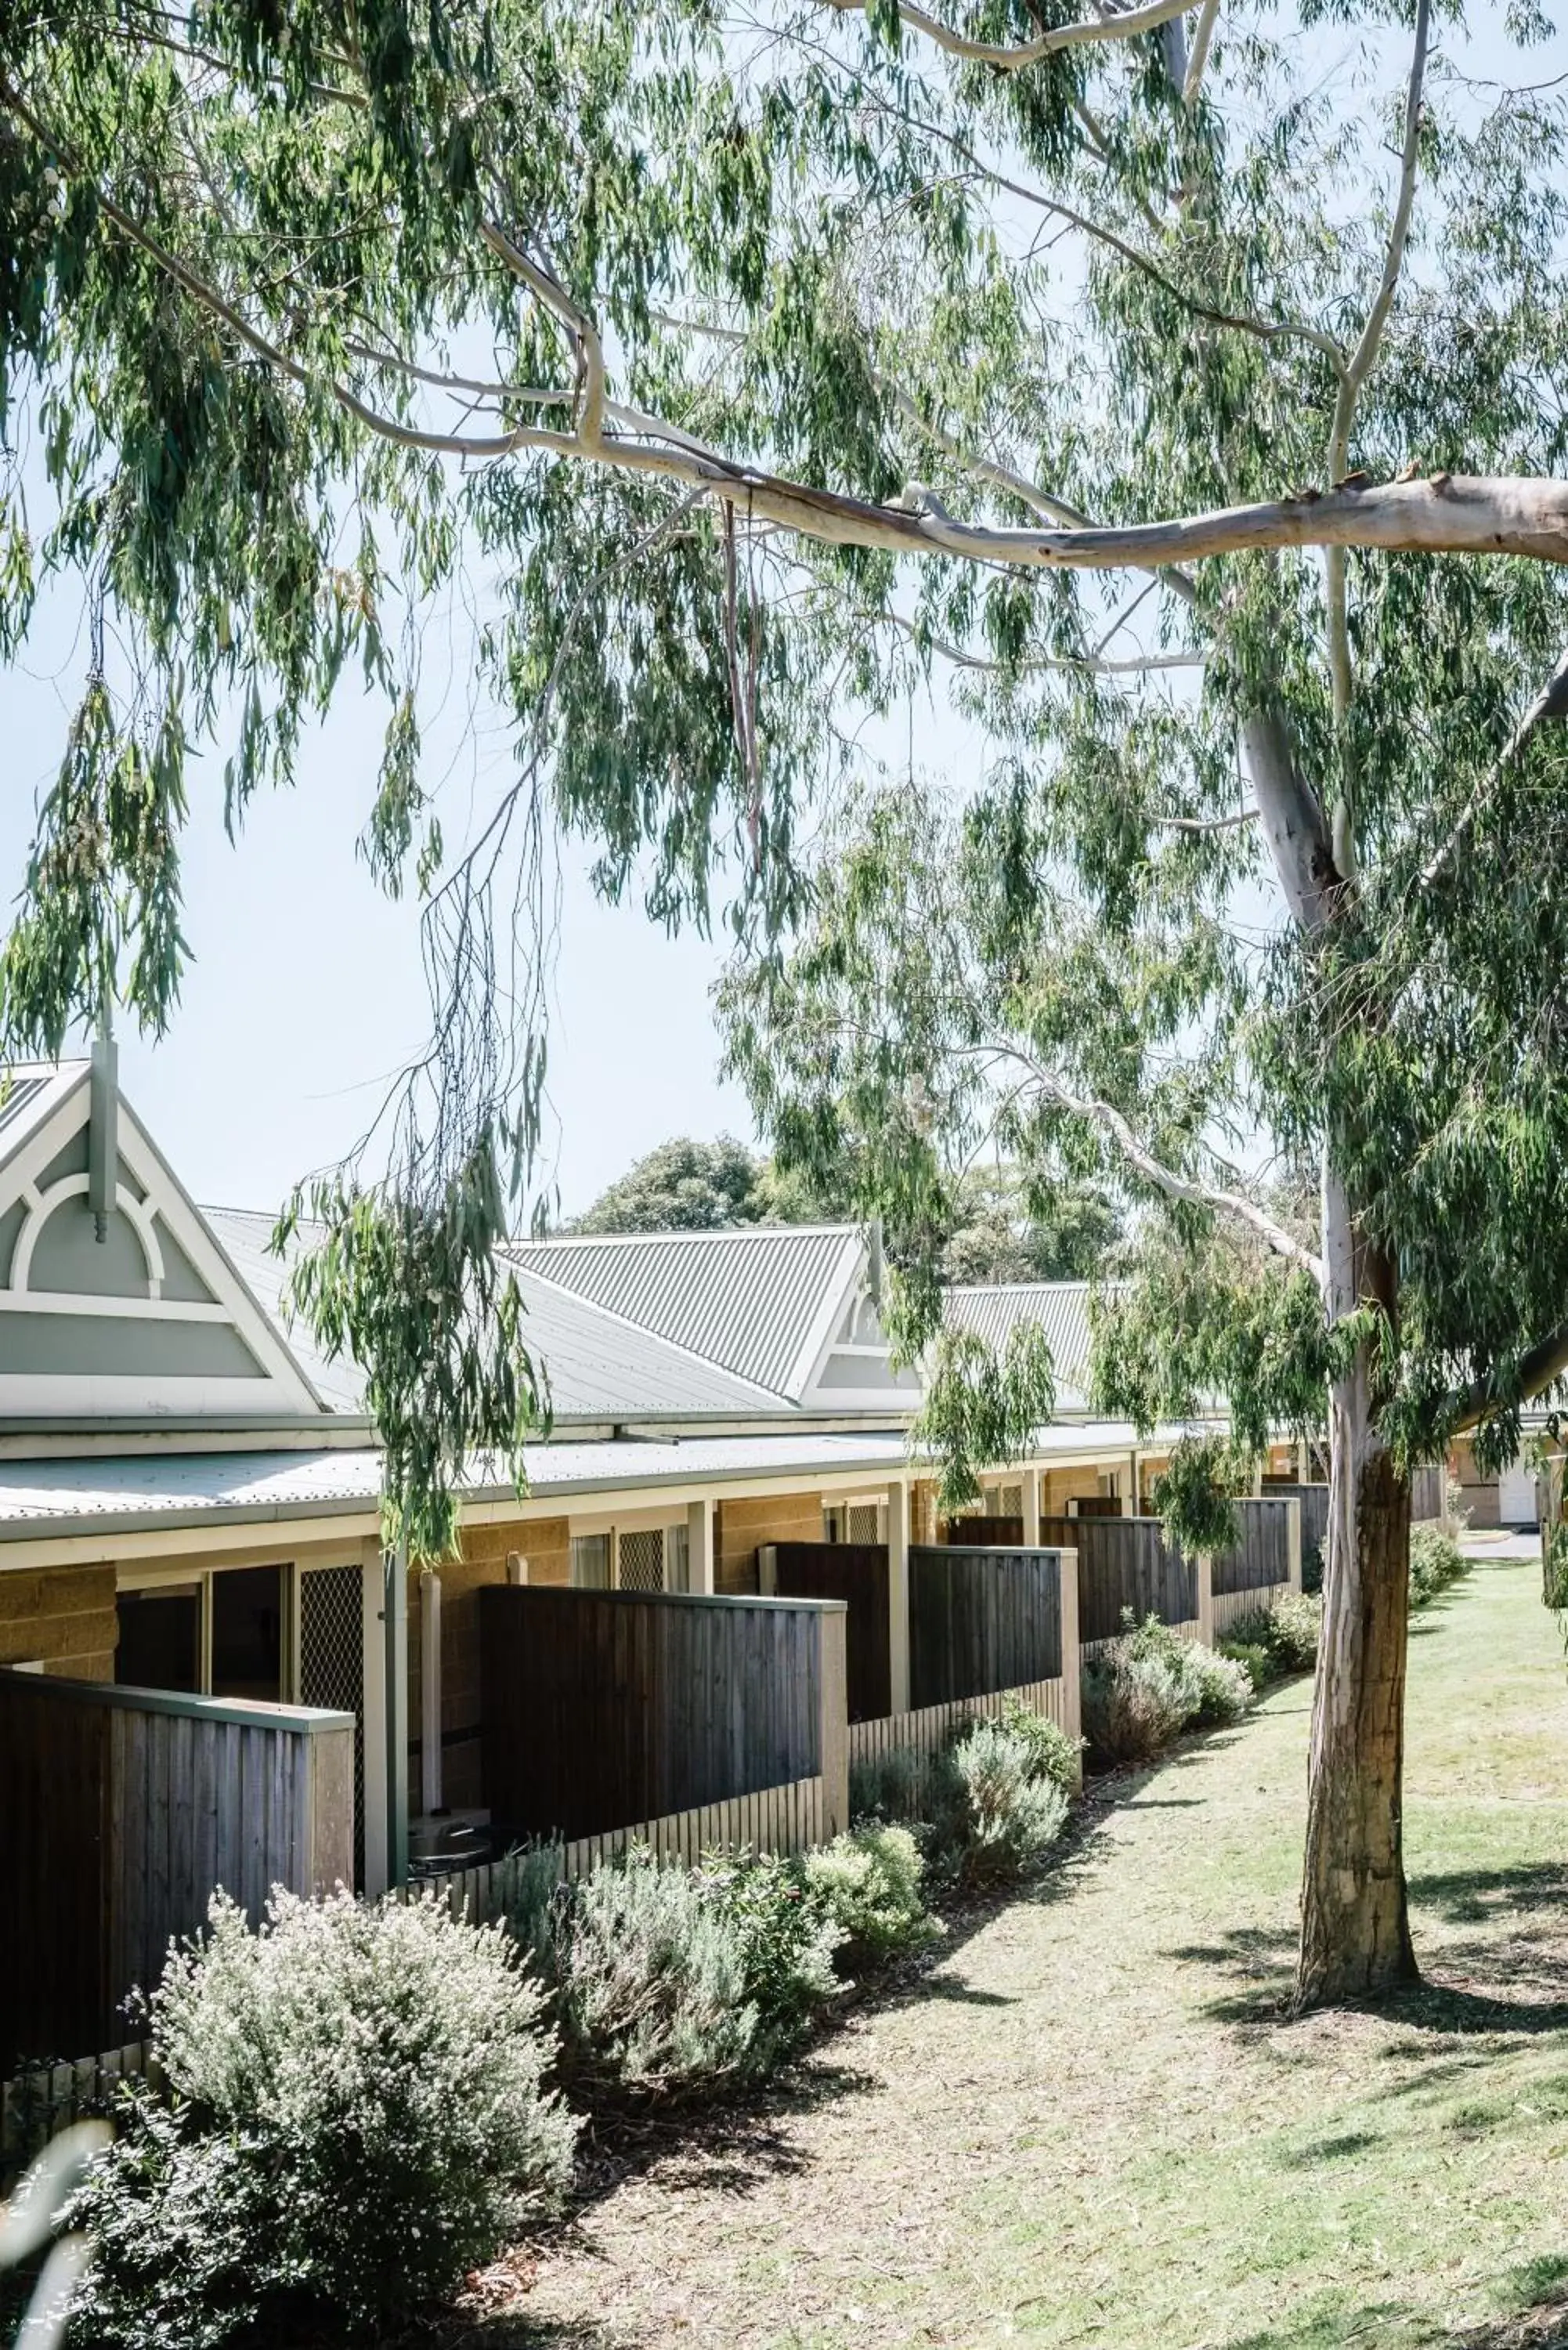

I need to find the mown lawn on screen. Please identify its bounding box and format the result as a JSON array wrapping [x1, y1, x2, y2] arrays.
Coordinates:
[[499, 1553, 1568, 2349]]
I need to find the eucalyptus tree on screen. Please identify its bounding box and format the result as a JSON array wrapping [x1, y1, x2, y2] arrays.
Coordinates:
[[4, 3, 1568, 2001]]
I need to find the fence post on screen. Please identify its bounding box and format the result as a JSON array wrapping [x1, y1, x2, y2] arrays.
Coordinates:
[[419, 1567, 443, 1819], [817, 1603, 850, 1840], [1286, 1499, 1302, 1594], [887, 1478, 911, 1715], [360, 1540, 389, 1899], [1060, 1545, 1082, 1762], [385, 1543, 410, 1889], [1197, 1549, 1215, 1646], [688, 1497, 715, 1595]]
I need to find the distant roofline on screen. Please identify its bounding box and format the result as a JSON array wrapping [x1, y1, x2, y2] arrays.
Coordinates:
[[510, 1220, 866, 1248]]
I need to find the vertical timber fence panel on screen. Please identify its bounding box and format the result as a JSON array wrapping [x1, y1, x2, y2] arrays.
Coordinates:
[[0, 1669, 354, 2075], [942, 1516, 1025, 1548], [1041, 1514, 1198, 1647], [1261, 1480, 1331, 1582], [479, 1585, 844, 1846], [1209, 1498, 1301, 1636], [761, 1543, 891, 1723], [907, 1545, 1063, 1709]]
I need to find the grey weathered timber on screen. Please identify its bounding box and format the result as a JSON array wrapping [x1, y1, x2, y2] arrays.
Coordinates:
[[479, 1585, 844, 1843], [1212, 1496, 1295, 1596], [0, 1668, 352, 2071], [761, 1542, 891, 1721], [1261, 1480, 1332, 1576], [1041, 1513, 1197, 1643], [907, 1545, 1064, 1707]]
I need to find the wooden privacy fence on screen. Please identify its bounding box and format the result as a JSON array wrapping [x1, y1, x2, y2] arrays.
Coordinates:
[[1262, 1480, 1331, 1584], [909, 1543, 1064, 1708], [1211, 1497, 1302, 1637], [760, 1542, 891, 1723], [0, 1668, 353, 2074], [943, 1514, 1024, 1547], [479, 1584, 848, 1847], [1042, 1513, 1198, 1648]]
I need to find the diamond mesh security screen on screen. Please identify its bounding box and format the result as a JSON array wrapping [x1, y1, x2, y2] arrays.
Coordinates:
[[847, 1503, 883, 1544], [299, 1563, 365, 1889], [997, 1484, 1024, 1518], [617, 1529, 666, 1592]]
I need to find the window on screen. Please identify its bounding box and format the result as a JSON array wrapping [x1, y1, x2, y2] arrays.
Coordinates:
[[616, 1529, 666, 1592], [116, 1584, 201, 1693], [570, 1533, 611, 1589], [210, 1564, 286, 1702]]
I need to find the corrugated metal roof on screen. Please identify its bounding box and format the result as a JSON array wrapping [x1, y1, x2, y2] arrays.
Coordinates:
[[204, 1209, 798, 1424], [504, 1226, 864, 1401], [945, 1282, 1112, 1405], [0, 1419, 1180, 1539], [0, 1061, 87, 1172]]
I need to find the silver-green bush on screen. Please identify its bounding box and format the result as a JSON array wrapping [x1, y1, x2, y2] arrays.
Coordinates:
[[1083, 1618, 1253, 1764], [1410, 1522, 1468, 1609], [68, 1889, 577, 2348], [944, 1719, 1071, 1885], [521, 1846, 840, 2103], [804, 1823, 939, 1964], [1227, 1589, 1322, 1676]]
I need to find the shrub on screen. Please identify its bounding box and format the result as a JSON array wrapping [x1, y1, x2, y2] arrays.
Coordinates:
[[1081, 1645, 1188, 1765], [1218, 1638, 1272, 1693], [69, 1888, 577, 2348], [940, 1719, 1071, 1885], [1123, 1614, 1254, 1726], [521, 1846, 839, 2103], [995, 1695, 1083, 1794], [804, 1824, 939, 1965], [1225, 1589, 1322, 1679], [849, 1743, 925, 1825], [1410, 1521, 1468, 1609], [1082, 1618, 1253, 1764]]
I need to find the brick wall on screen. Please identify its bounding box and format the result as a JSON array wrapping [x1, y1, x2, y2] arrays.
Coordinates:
[[1042, 1467, 1107, 1515], [0, 1564, 118, 1680], [408, 1515, 570, 1813], [911, 1480, 938, 1546], [715, 1491, 826, 1595]]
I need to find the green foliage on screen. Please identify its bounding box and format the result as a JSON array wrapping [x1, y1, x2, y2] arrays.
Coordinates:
[[1084, 1619, 1254, 1765], [1147, 1434, 1252, 1560], [939, 1164, 1122, 1288], [513, 1846, 840, 2104], [1409, 1524, 1469, 1611], [994, 1693, 1083, 1795], [940, 1719, 1071, 1886], [915, 1324, 1057, 1511], [849, 1744, 926, 1826], [1226, 1590, 1323, 1678], [803, 1824, 939, 1965], [1218, 1639, 1273, 1694], [280, 1138, 544, 1563], [67, 1889, 576, 2347], [573, 1135, 768, 1235]]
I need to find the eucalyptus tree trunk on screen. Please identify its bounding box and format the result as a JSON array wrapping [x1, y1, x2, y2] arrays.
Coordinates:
[[1295, 1170, 1418, 2008]]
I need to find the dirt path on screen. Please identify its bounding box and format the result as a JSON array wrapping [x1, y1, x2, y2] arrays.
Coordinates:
[[493, 1557, 1568, 2350]]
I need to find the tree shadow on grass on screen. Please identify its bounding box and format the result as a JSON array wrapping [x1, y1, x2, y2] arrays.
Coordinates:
[[1209, 2275, 1568, 2350], [1411, 1862, 1568, 1929]]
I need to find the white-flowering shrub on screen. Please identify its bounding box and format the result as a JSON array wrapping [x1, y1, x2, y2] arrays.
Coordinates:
[[804, 1824, 938, 1964], [69, 1889, 577, 2347]]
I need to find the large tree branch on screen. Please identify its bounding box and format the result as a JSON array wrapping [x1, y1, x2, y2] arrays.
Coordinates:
[[999, 1040, 1324, 1278], [1448, 1323, 1568, 1435], [818, 0, 1194, 70], [1182, 1, 1222, 103], [1325, 0, 1433, 877]]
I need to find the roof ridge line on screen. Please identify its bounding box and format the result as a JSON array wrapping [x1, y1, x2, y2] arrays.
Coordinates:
[[509, 1259, 798, 1408]]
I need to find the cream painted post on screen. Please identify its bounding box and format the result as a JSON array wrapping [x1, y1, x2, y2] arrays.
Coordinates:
[[1021, 1466, 1041, 1549], [419, 1568, 443, 1817], [818, 1601, 850, 1838], [1128, 1451, 1140, 1511], [887, 1478, 911, 1715], [1197, 1550, 1215, 1646], [385, 1542, 410, 1888], [1298, 1434, 1312, 1482], [1059, 1543, 1082, 1760], [360, 1541, 388, 1898], [1286, 1498, 1303, 1594], [687, 1497, 715, 1596]]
